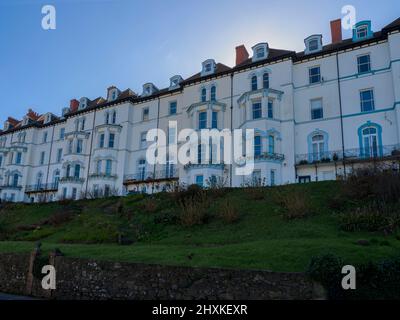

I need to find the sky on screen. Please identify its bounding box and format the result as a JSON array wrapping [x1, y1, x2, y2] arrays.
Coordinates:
[[0, 0, 399, 124]]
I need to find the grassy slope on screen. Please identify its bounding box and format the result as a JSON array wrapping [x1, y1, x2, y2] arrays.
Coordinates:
[[0, 181, 399, 272]]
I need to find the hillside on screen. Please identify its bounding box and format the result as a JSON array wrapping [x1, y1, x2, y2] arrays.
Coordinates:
[[0, 180, 399, 272]]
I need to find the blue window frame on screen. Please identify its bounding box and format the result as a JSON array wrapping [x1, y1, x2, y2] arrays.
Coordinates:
[[254, 135, 262, 157], [360, 89, 375, 112], [270, 170, 276, 186], [59, 128, 65, 140], [311, 99, 323, 120], [105, 160, 112, 176], [195, 175, 204, 187], [16, 152, 22, 164], [197, 144, 202, 164], [76, 139, 83, 154], [201, 88, 207, 102], [74, 164, 80, 179], [99, 133, 105, 148], [199, 111, 207, 129], [252, 102, 262, 119], [263, 73, 269, 89], [251, 75, 257, 91], [267, 100, 273, 119], [0, 156, 2, 167], [169, 101, 177, 115], [210, 86, 216, 102], [212, 111, 218, 129], [357, 54, 371, 73], [57, 149, 62, 163], [268, 135, 275, 154], [309, 66, 321, 84], [108, 133, 115, 148]]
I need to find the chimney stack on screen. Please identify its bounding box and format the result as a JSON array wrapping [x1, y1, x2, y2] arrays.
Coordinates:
[[235, 45, 249, 66], [70, 99, 79, 112], [330, 19, 342, 44]]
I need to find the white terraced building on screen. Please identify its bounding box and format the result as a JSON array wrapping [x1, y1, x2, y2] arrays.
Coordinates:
[[1, 17, 400, 203]]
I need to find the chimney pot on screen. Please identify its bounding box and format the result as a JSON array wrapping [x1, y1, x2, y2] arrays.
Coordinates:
[[235, 45, 249, 66], [70, 99, 79, 112], [330, 19, 342, 44]]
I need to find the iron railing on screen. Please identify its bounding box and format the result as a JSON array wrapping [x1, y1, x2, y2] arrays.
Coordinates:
[[0, 184, 22, 190], [184, 161, 225, 170], [25, 183, 59, 193], [124, 168, 178, 183], [60, 176, 85, 183], [296, 144, 400, 165]]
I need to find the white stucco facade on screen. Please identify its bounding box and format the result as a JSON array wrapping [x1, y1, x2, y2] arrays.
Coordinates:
[[1, 18, 400, 202]]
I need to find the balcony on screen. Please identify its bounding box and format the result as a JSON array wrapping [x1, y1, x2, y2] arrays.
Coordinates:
[[236, 152, 285, 166], [25, 183, 59, 193], [295, 144, 400, 166], [184, 161, 225, 170], [60, 176, 85, 184], [1, 184, 23, 190], [89, 173, 118, 180], [124, 168, 178, 185]]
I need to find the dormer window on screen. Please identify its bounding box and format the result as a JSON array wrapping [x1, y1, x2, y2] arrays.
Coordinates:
[[304, 35, 322, 55], [251, 43, 269, 62], [142, 83, 158, 97], [107, 86, 120, 102], [44, 113, 52, 124], [201, 59, 216, 77], [353, 21, 373, 42], [169, 75, 183, 90], [79, 97, 88, 110], [23, 116, 30, 126]]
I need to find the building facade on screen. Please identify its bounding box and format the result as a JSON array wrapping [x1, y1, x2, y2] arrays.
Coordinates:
[[1, 17, 400, 203]]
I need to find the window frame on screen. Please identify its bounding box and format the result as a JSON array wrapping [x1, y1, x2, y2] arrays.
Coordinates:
[[360, 89, 375, 112], [310, 98, 324, 120], [309, 66, 321, 84], [357, 54, 371, 74]]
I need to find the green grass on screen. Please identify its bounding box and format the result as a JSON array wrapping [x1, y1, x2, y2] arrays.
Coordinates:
[[0, 181, 399, 272]]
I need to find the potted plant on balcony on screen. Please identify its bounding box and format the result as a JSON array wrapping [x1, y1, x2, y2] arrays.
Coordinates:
[[299, 160, 308, 165], [332, 153, 339, 162]]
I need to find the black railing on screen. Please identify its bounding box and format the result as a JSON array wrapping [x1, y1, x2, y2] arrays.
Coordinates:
[[25, 183, 59, 193], [124, 168, 178, 183], [296, 144, 400, 165], [184, 161, 225, 170], [1, 184, 22, 190], [60, 176, 85, 183]]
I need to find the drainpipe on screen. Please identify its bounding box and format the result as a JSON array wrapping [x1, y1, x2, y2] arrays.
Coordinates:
[[85, 109, 97, 196], [45, 125, 56, 191], [335, 52, 347, 179], [229, 72, 234, 188]]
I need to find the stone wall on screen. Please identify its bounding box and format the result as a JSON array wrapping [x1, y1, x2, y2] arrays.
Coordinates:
[[0, 253, 325, 300]]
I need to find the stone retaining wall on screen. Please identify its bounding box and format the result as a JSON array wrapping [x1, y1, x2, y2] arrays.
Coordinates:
[[0, 253, 325, 300]]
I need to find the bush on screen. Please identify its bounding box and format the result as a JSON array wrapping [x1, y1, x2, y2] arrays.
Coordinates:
[[274, 187, 313, 220], [218, 199, 240, 223], [343, 167, 400, 204], [141, 197, 158, 214], [307, 254, 400, 299], [339, 203, 400, 234], [48, 211, 74, 226], [178, 190, 209, 227]]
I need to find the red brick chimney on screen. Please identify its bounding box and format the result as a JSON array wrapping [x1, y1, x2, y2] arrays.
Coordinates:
[[330, 19, 342, 44], [70, 99, 79, 112], [235, 45, 249, 66]]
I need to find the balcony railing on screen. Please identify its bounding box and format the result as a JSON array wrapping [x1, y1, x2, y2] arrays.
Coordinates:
[[25, 183, 59, 193], [124, 168, 178, 184], [60, 176, 85, 184], [296, 144, 400, 166], [184, 161, 225, 170], [89, 173, 118, 180], [1, 184, 22, 190]]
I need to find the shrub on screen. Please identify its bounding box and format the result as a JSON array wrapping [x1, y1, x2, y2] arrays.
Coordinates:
[[48, 211, 74, 226], [141, 197, 158, 214], [274, 187, 313, 220], [218, 199, 240, 223], [307, 254, 400, 299], [339, 203, 400, 234], [327, 193, 346, 212], [178, 190, 209, 227]]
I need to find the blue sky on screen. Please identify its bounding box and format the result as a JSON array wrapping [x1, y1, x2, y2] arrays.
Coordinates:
[[0, 0, 398, 124]]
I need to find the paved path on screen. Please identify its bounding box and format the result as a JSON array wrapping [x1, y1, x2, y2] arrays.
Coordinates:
[[0, 292, 38, 300]]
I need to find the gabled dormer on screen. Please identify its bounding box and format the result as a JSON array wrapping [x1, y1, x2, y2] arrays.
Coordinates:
[[79, 97, 89, 110], [107, 86, 121, 102], [43, 112, 55, 124], [304, 35, 323, 55], [169, 75, 183, 90], [4, 117, 18, 131], [251, 43, 269, 62], [22, 116, 32, 126], [201, 59, 216, 77], [141, 83, 159, 97], [352, 21, 373, 42]]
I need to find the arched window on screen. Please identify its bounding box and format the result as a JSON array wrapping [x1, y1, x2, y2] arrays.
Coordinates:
[[263, 73, 269, 89], [210, 86, 216, 102], [254, 135, 262, 157], [74, 164, 80, 179], [251, 75, 258, 91], [362, 127, 378, 158], [201, 88, 207, 102], [311, 134, 325, 161]]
